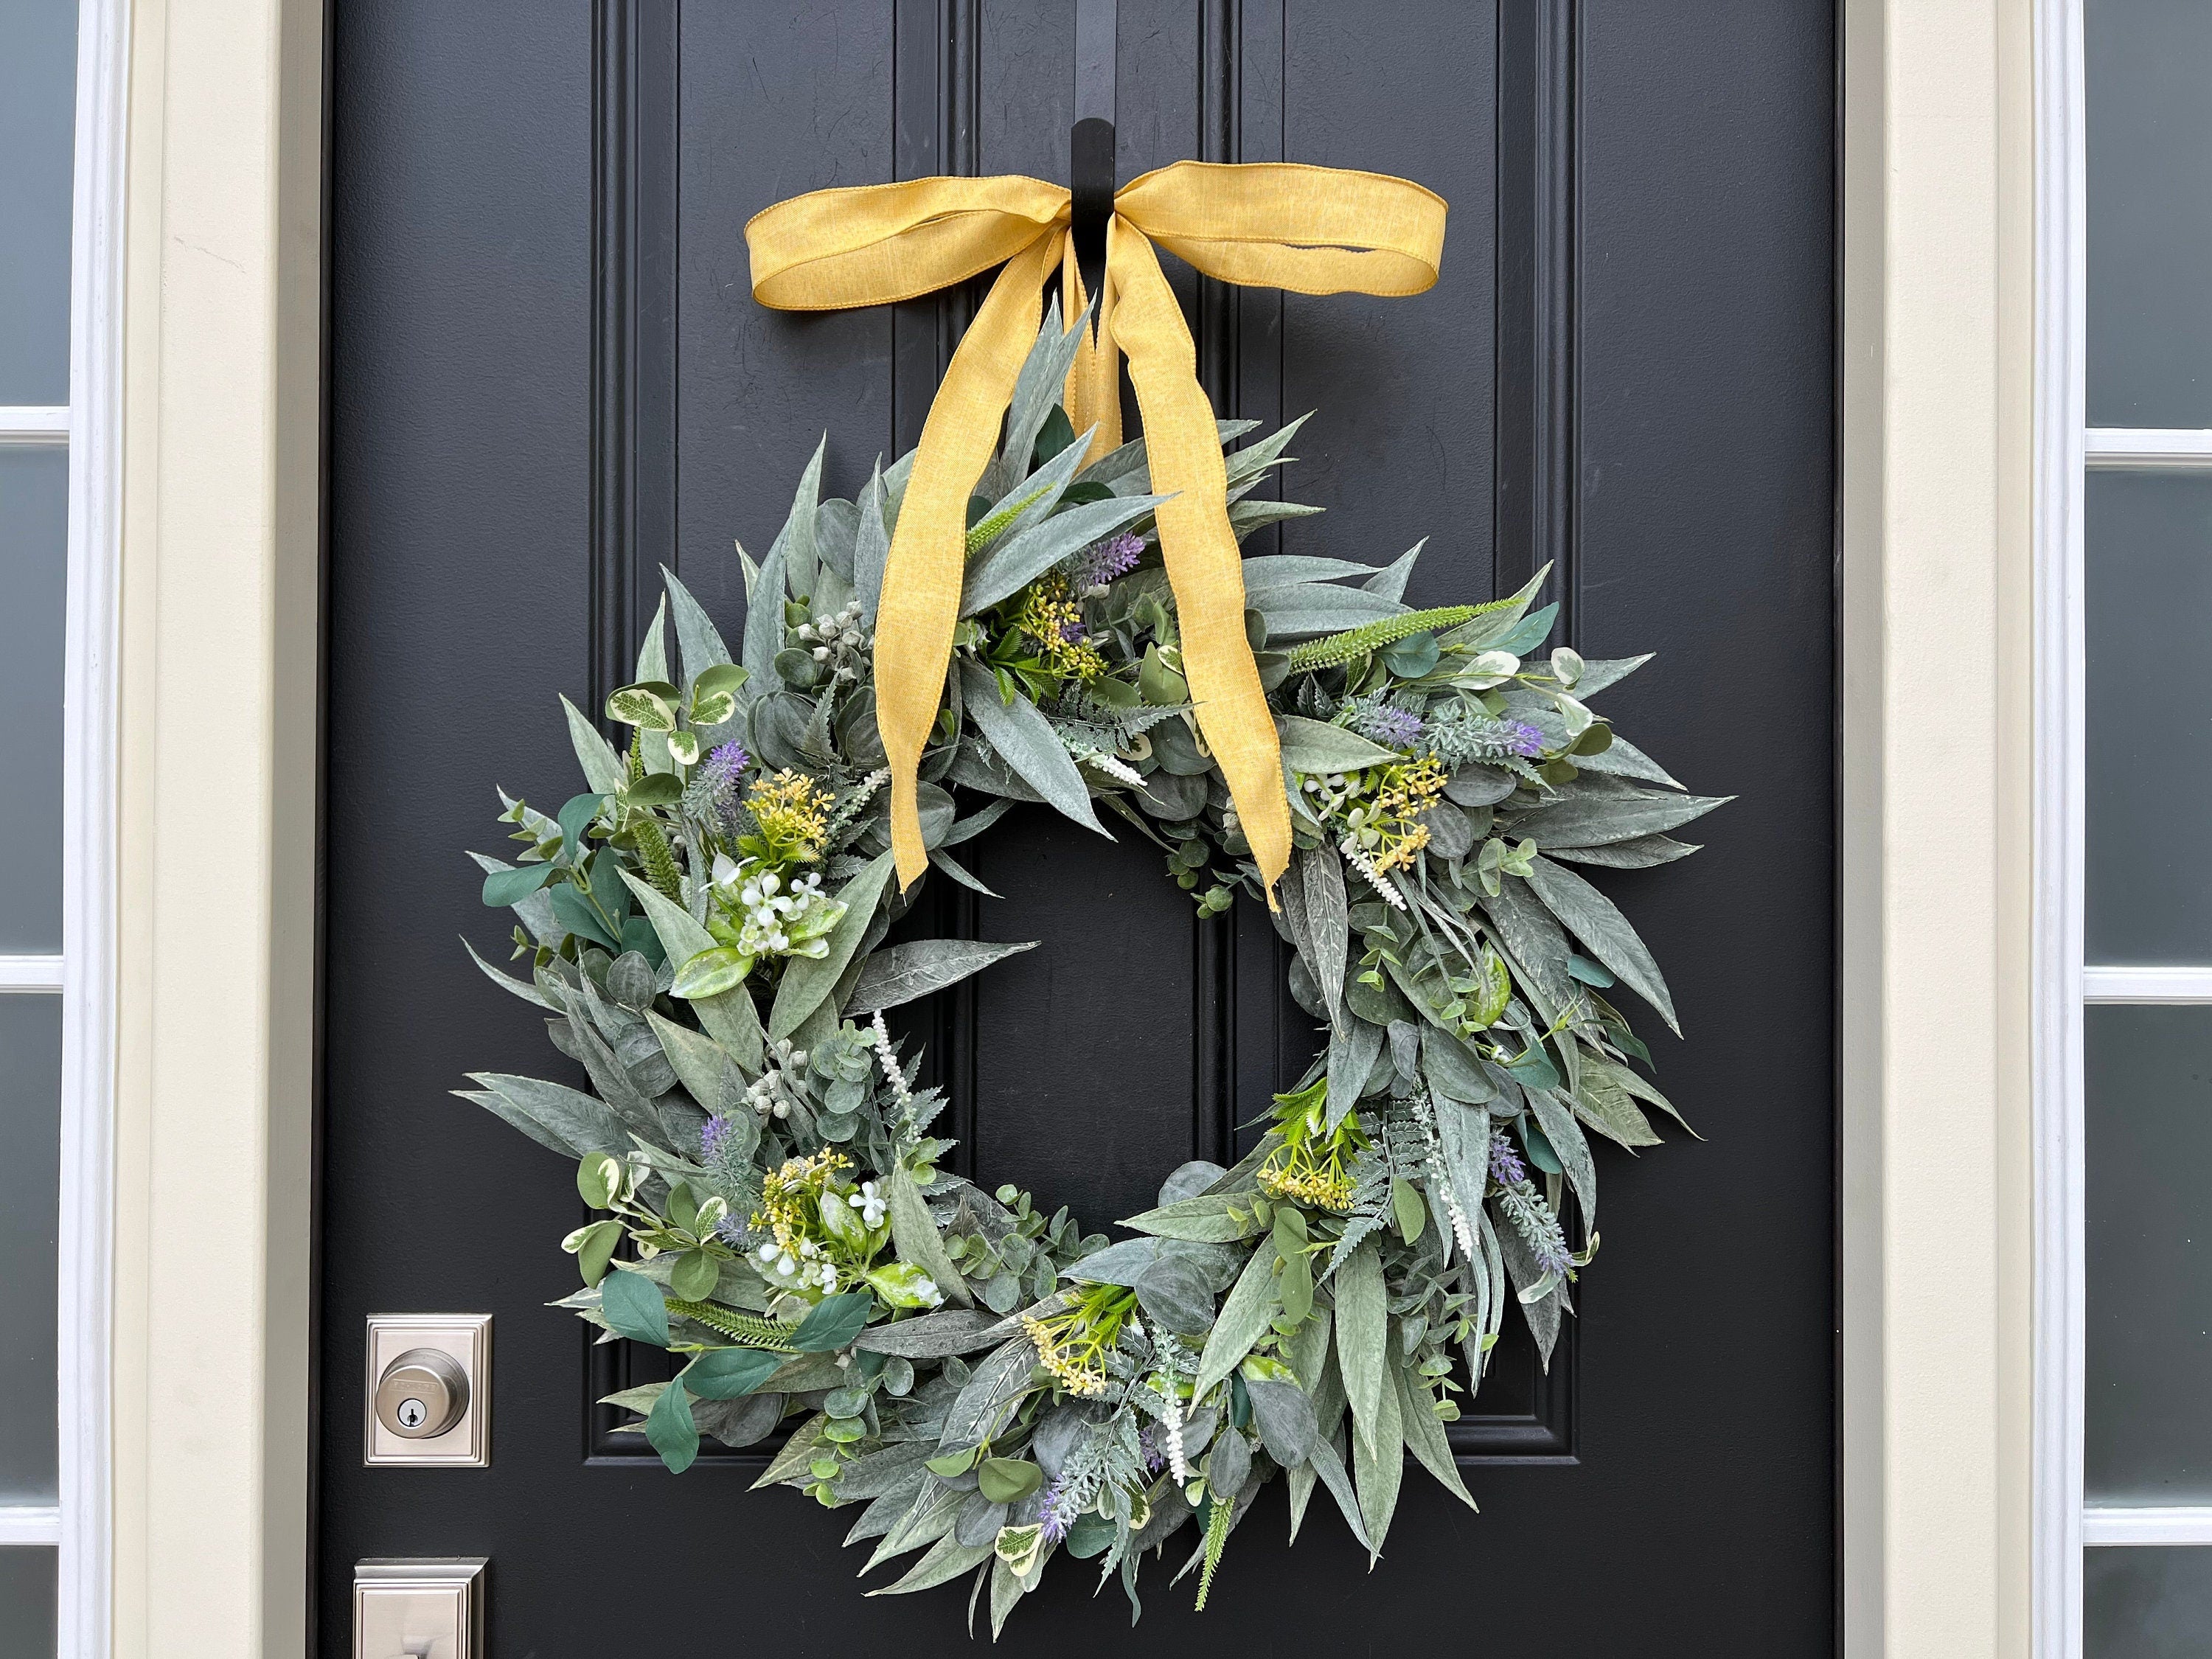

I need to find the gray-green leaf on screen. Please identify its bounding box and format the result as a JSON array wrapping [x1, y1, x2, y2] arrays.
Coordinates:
[[844, 939, 1037, 1016], [1524, 854, 1678, 1032], [1335, 1239, 1388, 1458], [1275, 714, 1405, 775], [1191, 1245, 1281, 1406], [956, 663, 1107, 838], [768, 852, 895, 1040]]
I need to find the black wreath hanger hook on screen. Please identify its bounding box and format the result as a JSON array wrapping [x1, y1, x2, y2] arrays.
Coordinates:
[[1071, 0, 1116, 331]]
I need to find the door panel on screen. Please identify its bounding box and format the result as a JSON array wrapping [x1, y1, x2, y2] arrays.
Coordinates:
[[321, 2, 1834, 1650]]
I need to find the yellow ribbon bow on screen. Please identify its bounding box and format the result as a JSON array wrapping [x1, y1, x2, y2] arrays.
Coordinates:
[[746, 160, 1447, 900]]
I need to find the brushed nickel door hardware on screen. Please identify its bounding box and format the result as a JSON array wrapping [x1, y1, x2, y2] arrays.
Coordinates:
[[363, 1314, 491, 1467], [375, 1347, 468, 1439], [353, 1557, 485, 1658]]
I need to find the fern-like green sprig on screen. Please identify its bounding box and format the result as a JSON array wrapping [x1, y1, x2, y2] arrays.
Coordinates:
[[632, 815, 684, 902], [1284, 604, 1479, 672], [1193, 1495, 1234, 1611], [821, 769, 891, 854], [664, 1298, 797, 1352]]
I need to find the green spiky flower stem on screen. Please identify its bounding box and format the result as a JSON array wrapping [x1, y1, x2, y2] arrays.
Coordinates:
[[664, 1298, 797, 1352], [1284, 604, 1481, 673], [964, 481, 1051, 556], [1194, 1495, 1234, 1611]]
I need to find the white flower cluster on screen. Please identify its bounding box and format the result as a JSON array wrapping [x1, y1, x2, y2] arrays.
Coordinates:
[[848, 1180, 888, 1228], [795, 600, 871, 683], [756, 1236, 840, 1291], [712, 855, 832, 956]]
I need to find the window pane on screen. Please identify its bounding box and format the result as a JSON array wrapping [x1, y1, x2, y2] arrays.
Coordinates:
[[2087, 1547, 2212, 1658], [0, 1548, 54, 1659], [2088, 1006, 2212, 1500], [2085, 472, 2212, 964], [0, 998, 58, 1503], [2088, 0, 2212, 425], [0, 0, 76, 405], [0, 448, 65, 953]]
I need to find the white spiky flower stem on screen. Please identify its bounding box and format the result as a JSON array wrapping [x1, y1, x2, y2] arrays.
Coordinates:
[[1410, 1090, 1475, 1264], [1339, 838, 1408, 910], [1161, 1385, 1189, 1481], [1430, 1149, 1475, 1263], [1077, 748, 1144, 787], [871, 1012, 919, 1141]]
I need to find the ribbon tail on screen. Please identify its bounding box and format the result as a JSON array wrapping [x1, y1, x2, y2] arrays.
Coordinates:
[[1059, 241, 1123, 464], [875, 229, 1066, 892], [1106, 220, 1292, 903]]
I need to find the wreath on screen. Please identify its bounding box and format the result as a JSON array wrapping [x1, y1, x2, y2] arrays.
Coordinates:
[[459, 304, 1722, 1632]]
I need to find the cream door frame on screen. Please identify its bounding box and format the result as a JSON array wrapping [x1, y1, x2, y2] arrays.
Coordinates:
[[109, 0, 2037, 1652], [110, 0, 324, 1654]]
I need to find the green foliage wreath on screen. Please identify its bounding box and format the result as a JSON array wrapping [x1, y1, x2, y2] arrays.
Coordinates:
[[462, 312, 1724, 1634]]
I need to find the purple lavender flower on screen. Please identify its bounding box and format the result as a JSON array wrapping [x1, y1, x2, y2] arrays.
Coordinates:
[[702, 741, 749, 785], [1502, 720, 1545, 758], [692, 741, 751, 839], [1067, 529, 1144, 591], [1489, 1135, 1528, 1187], [1037, 1472, 1084, 1544], [700, 1113, 740, 1164], [1344, 694, 1426, 749], [1136, 1423, 1166, 1475]]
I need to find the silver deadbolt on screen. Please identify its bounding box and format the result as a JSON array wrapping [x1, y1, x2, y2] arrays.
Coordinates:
[[375, 1347, 469, 1440], [364, 1314, 491, 1467]]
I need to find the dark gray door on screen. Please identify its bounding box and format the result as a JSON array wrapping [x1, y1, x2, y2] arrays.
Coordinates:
[[319, 2, 1836, 1650]]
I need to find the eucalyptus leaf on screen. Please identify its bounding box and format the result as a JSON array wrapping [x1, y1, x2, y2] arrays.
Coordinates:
[[1275, 715, 1405, 775], [791, 1292, 874, 1353], [855, 465, 891, 622], [645, 1376, 700, 1472], [601, 1267, 672, 1347], [1335, 1239, 1388, 1458], [458, 1072, 628, 1159], [1120, 1192, 1262, 1245], [1245, 1377, 1318, 1467], [1251, 584, 1405, 640], [854, 1309, 1007, 1359], [1546, 833, 1701, 869], [1350, 1346, 1404, 1553], [768, 852, 895, 1040], [1192, 1245, 1280, 1406], [844, 939, 1037, 1016], [1507, 785, 1731, 849], [885, 1162, 972, 1308], [1394, 1363, 1477, 1512], [560, 695, 628, 797], [1524, 855, 1678, 1032], [960, 491, 1169, 616], [956, 663, 1107, 838]]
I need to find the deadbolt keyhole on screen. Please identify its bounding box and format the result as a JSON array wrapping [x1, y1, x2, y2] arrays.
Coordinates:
[[375, 1347, 469, 1440]]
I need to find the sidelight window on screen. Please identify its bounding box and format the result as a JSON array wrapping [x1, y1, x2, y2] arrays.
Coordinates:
[[0, 0, 122, 1655], [2040, 1, 2212, 1653]]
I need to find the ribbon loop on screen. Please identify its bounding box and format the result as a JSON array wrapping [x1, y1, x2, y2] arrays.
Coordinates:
[[747, 160, 1447, 903]]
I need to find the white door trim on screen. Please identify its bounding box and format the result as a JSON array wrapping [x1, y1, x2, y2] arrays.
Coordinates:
[[2033, 1, 2087, 1655], [58, 0, 131, 1653]]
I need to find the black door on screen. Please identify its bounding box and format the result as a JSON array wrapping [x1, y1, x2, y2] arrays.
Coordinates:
[[320, 2, 1835, 1650]]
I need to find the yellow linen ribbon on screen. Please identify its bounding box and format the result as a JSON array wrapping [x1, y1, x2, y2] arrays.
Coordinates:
[[746, 161, 1447, 901]]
